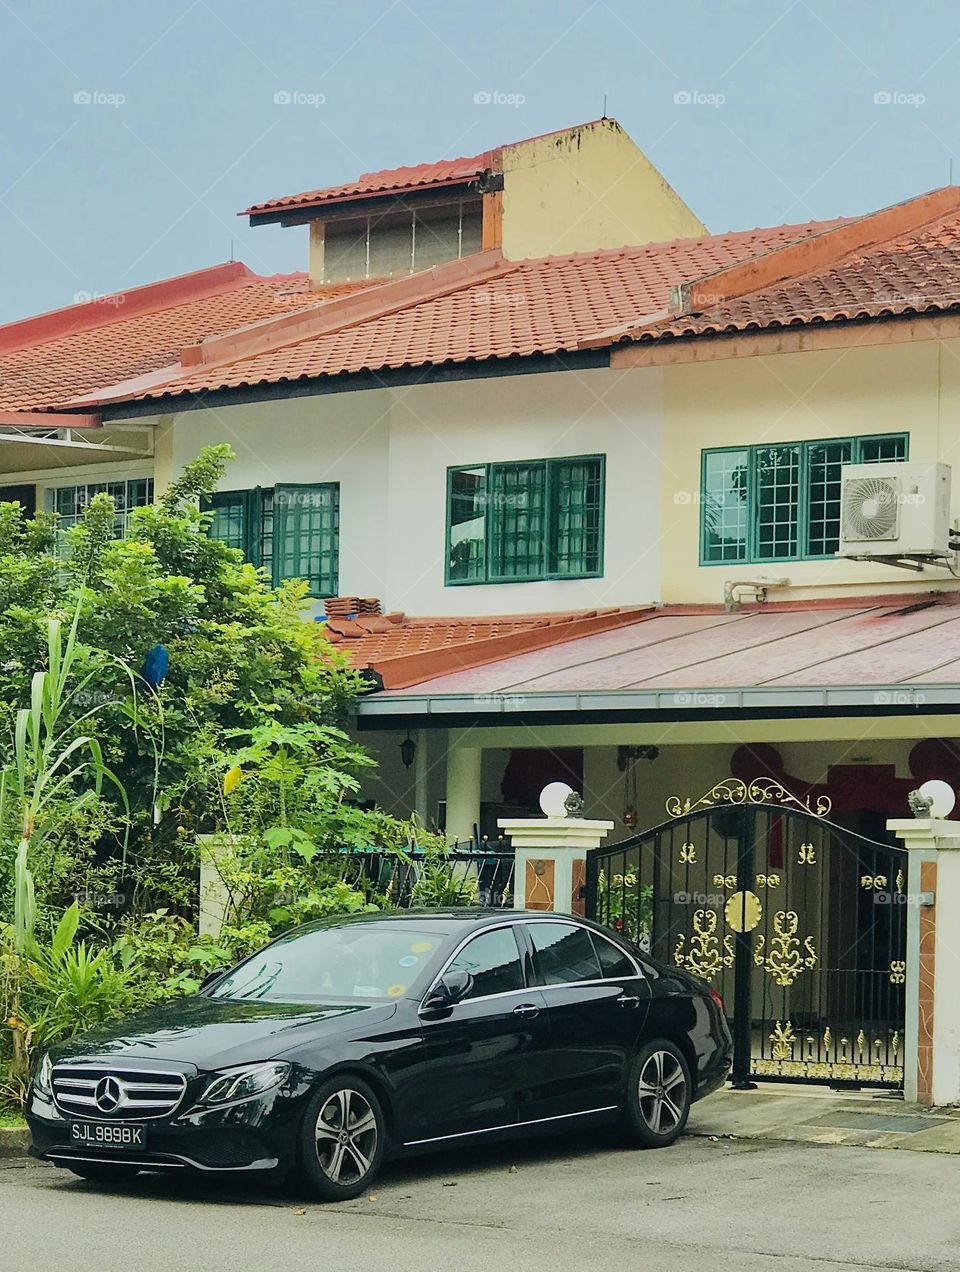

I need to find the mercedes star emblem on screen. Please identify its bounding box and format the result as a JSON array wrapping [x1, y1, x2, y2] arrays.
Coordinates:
[[94, 1076, 124, 1113]]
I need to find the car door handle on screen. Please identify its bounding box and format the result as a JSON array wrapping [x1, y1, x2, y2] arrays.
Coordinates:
[[617, 994, 642, 1008], [513, 1003, 540, 1019]]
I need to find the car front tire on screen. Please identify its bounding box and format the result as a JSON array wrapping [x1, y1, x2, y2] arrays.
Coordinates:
[[622, 1039, 691, 1148], [299, 1076, 386, 1202]]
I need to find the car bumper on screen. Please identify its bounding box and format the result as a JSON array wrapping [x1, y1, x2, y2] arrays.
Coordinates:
[[26, 1085, 306, 1176]]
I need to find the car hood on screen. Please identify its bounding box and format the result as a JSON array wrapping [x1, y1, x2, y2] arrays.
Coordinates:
[[51, 996, 400, 1072]]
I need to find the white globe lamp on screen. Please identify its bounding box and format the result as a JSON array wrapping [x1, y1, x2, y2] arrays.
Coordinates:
[[918, 779, 956, 819], [539, 781, 574, 818]]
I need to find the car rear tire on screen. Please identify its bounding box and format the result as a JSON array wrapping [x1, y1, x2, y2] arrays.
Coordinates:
[[65, 1163, 141, 1184], [299, 1076, 386, 1202], [622, 1039, 691, 1148]]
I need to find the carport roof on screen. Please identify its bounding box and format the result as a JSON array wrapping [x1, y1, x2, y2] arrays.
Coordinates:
[[354, 593, 960, 723]]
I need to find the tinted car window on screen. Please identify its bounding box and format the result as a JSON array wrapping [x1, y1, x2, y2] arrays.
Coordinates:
[[208, 925, 446, 1002], [528, 922, 602, 985], [445, 927, 524, 999], [592, 933, 637, 979]]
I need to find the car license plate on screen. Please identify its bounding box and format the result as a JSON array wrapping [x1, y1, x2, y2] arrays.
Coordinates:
[[70, 1122, 146, 1149]]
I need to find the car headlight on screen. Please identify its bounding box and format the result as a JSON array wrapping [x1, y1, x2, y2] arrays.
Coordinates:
[[197, 1061, 291, 1106], [34, 1053, 53, 1096]]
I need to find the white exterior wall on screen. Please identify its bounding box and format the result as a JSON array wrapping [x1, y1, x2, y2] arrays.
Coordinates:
[[169, 389, 392, 614], [383, 369, 662, 615], [161, 366, 663, 616]]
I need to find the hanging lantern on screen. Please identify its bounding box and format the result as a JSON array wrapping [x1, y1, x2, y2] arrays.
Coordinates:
[[617, 745, 658, 826], [400, 732, 417, 769]]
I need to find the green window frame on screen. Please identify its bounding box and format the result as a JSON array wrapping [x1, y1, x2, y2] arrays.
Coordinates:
[[204, 484, 339, 597], [446, 455, 605, 585], [700, 434, 908, 566]]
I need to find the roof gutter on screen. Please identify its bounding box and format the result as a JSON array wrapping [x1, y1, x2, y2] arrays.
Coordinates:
[[354, 682, 953, 726]]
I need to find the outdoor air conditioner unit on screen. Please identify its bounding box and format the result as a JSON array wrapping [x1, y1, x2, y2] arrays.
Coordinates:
[[838, 461, 952, 561]]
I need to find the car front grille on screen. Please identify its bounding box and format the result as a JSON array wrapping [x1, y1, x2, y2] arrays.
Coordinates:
[[52, 1064, 187, 1120]]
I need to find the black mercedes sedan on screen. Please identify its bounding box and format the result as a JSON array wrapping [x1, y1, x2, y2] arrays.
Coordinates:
[[27, 910, 732, 1201]]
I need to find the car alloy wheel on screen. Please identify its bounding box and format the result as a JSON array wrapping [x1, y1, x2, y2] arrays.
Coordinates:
[[622, 1038, 691, 1148], [314, 1087, 378, 1186], [637, 1049, 687, 1136], [300, 1075, 386, 1201]]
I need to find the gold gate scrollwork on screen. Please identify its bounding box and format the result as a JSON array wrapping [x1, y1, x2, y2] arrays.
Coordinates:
[[860, 874, 888, 890], [770, 1020, 796, 1060], [665, 778, 832, 819], [754, 910, 818, 987], [674, 909, 734, 981]]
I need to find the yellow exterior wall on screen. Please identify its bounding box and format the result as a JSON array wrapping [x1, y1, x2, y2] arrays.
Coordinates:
[[500, 118, 705, 260], [151, 415, 176, 496], [308, 221, 325, 288], [658, 336, 960, 604]]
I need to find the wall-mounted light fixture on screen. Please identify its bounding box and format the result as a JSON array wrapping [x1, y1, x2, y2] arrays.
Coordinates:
[[400, 731, 417, 769]]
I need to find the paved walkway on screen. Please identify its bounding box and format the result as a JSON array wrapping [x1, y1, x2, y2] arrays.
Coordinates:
[[689, 1083, 960, 1153]]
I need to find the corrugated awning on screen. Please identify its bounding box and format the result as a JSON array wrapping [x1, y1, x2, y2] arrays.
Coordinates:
[[355, 595, 960, 723]]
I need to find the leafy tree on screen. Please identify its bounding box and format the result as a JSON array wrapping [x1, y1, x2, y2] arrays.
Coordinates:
[[0, 444, 393, 923]]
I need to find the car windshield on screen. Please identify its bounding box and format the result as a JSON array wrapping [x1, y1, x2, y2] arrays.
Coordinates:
[[206, 924, 448, 1003]]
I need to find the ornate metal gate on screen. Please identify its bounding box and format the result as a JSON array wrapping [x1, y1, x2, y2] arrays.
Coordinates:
[[584, 779, 908, 1088]]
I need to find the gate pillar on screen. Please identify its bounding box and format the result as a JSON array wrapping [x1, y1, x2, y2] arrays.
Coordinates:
[[887, 816, 960, 1106], [499, 796, 613, 916]]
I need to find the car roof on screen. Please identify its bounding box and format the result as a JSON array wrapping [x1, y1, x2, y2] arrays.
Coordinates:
[[288, 909, 616, 937]]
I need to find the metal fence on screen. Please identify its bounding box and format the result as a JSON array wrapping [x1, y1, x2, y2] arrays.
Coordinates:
[[319, 846, 515, 911]]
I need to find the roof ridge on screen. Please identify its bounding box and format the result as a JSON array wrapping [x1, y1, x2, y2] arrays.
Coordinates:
[[675, 185, 960, 315], [178, 249, 518, 369], [0, 262, 257, 355], [73, 251, 521, 407]]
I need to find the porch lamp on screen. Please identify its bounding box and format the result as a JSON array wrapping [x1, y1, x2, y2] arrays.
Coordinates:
[[400, 732, 417, 769]]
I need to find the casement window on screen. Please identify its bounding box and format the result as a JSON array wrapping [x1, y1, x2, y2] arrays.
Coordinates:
[[323, 200, 483, 283], [700, 434, 908, 565], [204, 484, 339, 597], [446, 455, 605, 585], [49, 478, 154, 536]]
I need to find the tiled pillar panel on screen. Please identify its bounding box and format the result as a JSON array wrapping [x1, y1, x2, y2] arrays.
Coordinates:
[[497, 817, 615, 914], [888, 818, 960, 1106]]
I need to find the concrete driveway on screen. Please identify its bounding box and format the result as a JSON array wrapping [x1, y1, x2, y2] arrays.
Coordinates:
[[4, 1127, 960, 1272]]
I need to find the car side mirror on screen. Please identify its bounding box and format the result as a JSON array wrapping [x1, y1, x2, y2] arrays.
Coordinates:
[[421, 969, 474, 1012]]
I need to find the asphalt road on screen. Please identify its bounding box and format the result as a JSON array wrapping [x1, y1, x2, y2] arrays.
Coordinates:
[[2, 1131, 957, 1272]]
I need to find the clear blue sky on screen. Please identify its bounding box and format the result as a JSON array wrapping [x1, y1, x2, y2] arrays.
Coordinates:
[[2, 0, 958, 322]]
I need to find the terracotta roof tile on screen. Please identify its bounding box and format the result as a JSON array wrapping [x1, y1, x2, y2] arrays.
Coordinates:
[[243, 153, 494, 216], [332, 607, 654, 689], [0, 264, 375, 411], [92, 218, 845, 406], [624, 195, 960, 343]]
